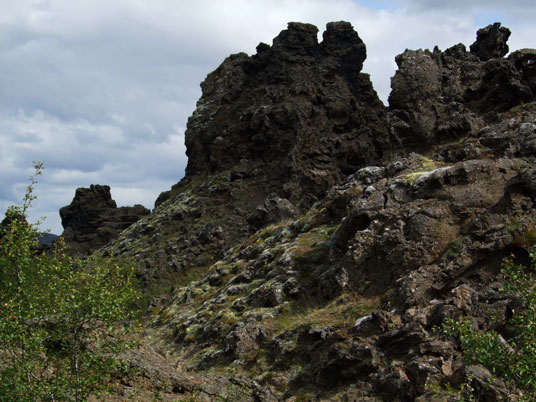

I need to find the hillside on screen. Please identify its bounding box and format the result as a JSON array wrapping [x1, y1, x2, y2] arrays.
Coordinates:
[[61, 22, 536, 401]]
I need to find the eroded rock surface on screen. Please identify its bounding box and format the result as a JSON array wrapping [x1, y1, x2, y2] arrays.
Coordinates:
[[65, 22, 536, 400], [98, 21, 394, 285], [469, 22, 511, 61], [389, 22, 534, 149], [155, 102, 536, 400], [185, 21, 390, 209], [60, 184, 150, 254]]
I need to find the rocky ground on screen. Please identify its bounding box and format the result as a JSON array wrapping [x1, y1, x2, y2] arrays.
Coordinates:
[[60, 22, 536, 401]]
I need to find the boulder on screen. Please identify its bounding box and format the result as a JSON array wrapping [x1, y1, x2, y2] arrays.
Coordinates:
[[246, 195, 300, 230]]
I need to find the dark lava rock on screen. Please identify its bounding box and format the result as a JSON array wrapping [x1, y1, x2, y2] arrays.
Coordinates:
[[509, 48, 536, 93], [0, 210, 25, 233], [465, 364, 509, 400], [87, 22, 536, 401], [185, 21, 390, 210], [60, 184, 150, 254], [469, 22, 511, 61], [1, 211, 57, 252], [389, 22, 534, 149]]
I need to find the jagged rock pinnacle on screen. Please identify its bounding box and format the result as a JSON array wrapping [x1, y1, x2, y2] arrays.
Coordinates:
[[184, 21, 387, 210], [470, 22, 511, 61]]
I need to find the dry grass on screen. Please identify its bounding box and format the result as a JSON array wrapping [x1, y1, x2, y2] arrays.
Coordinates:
[[266, 293, 380, 335]]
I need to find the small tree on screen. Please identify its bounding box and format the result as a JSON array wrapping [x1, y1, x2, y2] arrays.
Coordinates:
[[442, 249, 536, 400], [0, 163, 140, 401]]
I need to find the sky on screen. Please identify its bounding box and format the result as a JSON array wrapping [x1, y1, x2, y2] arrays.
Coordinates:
[[1, 0, 534, 235]]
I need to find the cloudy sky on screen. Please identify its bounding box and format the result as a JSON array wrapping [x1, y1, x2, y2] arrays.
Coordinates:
[[1, 0, 534, 234]]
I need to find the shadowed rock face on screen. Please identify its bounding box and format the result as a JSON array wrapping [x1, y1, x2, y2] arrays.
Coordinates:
[[60, 184, 149, 254], [509, 48, 536, 94], [184, 20, 535, 210], [470, 22, 511, 61], [184, 21, 390, 210], [55, 22, 536, 400], [71, 22, 535, 265]]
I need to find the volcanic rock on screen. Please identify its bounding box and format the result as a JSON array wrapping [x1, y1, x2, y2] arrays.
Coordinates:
[[389, 23, 534, 149], [1, 210, 58, 252], [509, 48, 536, 93], [185, 21, 390, 209], [0, 210, 25, 232], [60, 184, 150, 254], [469, 22, 511, 61], [100, 21, 396, 286], [72, 22, 536, 401]]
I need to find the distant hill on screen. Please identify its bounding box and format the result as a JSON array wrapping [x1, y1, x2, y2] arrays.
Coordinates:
[[37, 232, 59, 246]]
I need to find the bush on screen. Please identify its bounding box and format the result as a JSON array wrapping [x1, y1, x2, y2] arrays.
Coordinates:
[[442, 249, 536, 399], [0, 163, 140, 401]]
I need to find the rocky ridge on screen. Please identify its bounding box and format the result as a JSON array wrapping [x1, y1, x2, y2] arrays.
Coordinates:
[[145, 104, 536, 400], [389, 22, 535, 150], [60, 22, 536, 400], [89, 21, 394, 287]]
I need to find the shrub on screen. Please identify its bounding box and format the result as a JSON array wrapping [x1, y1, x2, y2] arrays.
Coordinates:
[[0, 163, 140, 401], [442, 249, 536, 399]]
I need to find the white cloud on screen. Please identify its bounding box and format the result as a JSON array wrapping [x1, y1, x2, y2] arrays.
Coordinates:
[[0, 0, 533, 234], [0, 109, 185, 233]]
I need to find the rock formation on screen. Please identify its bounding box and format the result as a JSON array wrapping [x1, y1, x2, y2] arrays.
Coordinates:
[[153, 104, 536, 400], [469, 22, 510, 60], [184, 21, 390, 209], [1, 210, 59, 252], [101, 21, 393, 284], [389, 22, 534, 149], [60, 184, 150, 254], [61, 22, 536, 401]]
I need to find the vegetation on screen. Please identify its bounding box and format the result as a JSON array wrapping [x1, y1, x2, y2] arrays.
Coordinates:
[[0, 163, 140, 401], [442, 250, 536, 400]]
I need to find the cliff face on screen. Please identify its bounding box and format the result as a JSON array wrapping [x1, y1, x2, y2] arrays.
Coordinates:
[[59, 22, 536, 401], [93, 21, 395, 286]]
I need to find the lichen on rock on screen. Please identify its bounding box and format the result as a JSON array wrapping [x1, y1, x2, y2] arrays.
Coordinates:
[[56, 21, 536, 401]]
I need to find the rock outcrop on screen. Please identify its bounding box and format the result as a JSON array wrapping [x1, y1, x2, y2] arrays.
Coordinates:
[[389, 22, 534, 149], [185, 21, 390, 209], [106, 21, 536, 288], [0, 210, 25, 233], [1, 210, 57, 252], [62, 22, 536, 400], [149, 102, 536, 402], [102, 21, 393, 284], [469, 22, 511, 61], [60, 184, 150, 254]]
